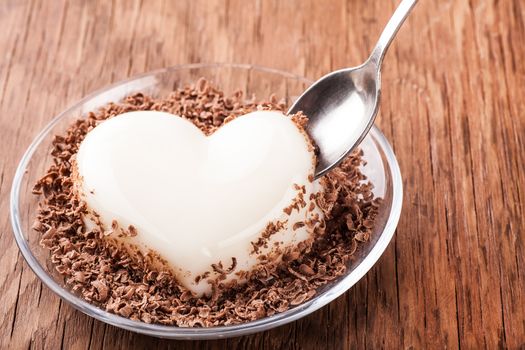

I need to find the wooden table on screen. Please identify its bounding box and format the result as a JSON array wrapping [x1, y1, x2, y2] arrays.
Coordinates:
[[1, 0, 524, 348]]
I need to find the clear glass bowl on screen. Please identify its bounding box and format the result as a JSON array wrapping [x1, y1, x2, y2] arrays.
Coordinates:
[[10, 63, 402, 339]]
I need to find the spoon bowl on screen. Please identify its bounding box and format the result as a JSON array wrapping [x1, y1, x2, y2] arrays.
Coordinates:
[[289, 61, 380, 178]]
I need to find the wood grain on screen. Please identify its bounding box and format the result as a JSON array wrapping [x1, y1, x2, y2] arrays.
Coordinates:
[[1, 0, 524, 348]]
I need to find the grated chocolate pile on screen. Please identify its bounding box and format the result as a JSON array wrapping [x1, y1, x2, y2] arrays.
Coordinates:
[[32, 79, 382, 327]]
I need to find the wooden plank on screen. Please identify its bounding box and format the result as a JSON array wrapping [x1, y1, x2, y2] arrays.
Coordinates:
[[0, 0, 524, 349]]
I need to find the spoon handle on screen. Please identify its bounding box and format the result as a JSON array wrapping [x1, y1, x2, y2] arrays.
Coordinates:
[[369, 0, 418, 67]]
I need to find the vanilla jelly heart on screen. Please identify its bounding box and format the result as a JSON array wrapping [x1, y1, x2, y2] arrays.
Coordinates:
[[74, 110, 325, 295]]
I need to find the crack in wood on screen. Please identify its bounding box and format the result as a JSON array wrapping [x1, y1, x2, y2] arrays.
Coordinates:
[[10, 265, 24, 339]]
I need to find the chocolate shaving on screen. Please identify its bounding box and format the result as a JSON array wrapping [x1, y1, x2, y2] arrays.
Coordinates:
[[127, 225, 138, 237], [250, 220, 287, 254], [283, 187, 306, 215], [211, 257, 237, 275], [292, 221, 305, 231]]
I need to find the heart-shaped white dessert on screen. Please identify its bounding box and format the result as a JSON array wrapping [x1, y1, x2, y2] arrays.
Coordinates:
[[74, 110, 324, 295]]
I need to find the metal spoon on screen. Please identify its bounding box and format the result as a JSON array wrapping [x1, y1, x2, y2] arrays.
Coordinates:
[[289, 0, 418, 178]]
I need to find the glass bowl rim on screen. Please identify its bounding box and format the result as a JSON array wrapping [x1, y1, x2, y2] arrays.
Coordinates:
[[10, 63, 403, 339]]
